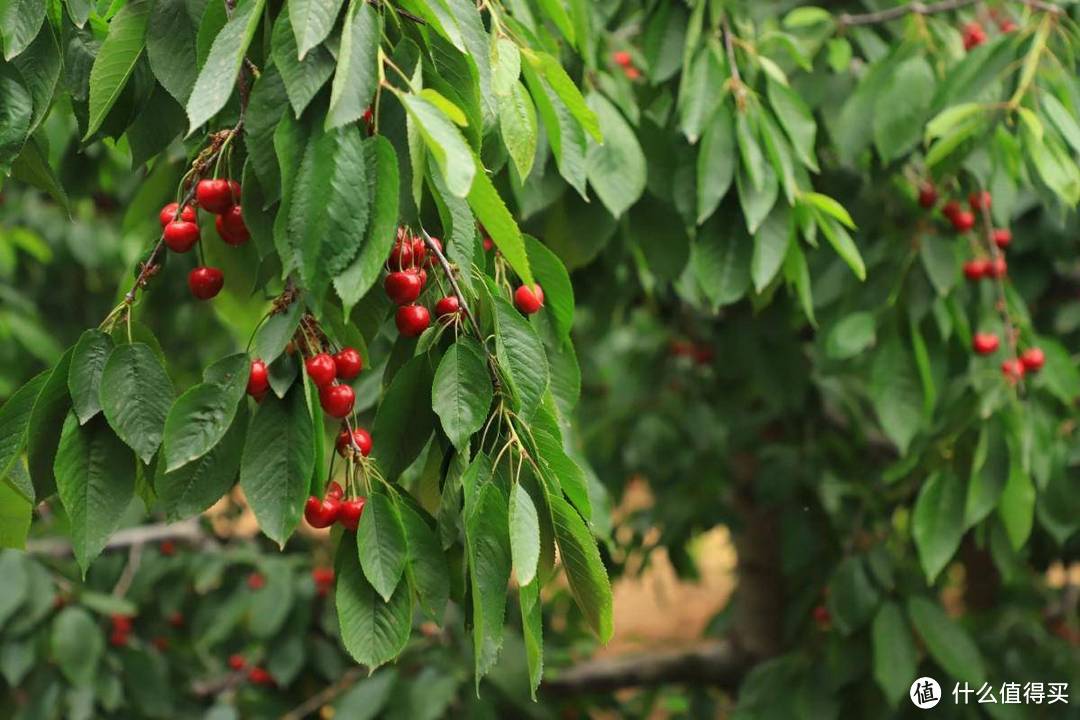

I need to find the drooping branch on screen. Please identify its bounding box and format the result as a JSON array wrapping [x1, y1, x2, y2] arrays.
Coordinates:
[[26, 518, 209, 557], [280, 668, 367, 720], [541, 638, 751, 694], [837, 0, 1061, 27]]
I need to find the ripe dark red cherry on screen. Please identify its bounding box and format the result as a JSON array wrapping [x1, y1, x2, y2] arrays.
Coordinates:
[[164, 220, 200, 253], [384, 271, 422, 305], [160, 540, 176, 556], [304, 495, 341, 529], [435, 295, 460, 317], [987, 256, 1007, 278], [320, 384, 355, 418], [338, 498, 366, 531], [335, 427, 372, 456], [159, 202, 196, 227], [514, 284, 544, 314], [228, 654, 246, 671], [168, 612, 184, 628], [612, 50, 632, 68], [305, 353, 337, 389], [188, 267, 224, 300], [972, 333, 1000, 355], [942, 200, 962, 220], [1001, 358, 1025, 382], [196, 179, 235, 214], [387, 240, 414, 270], [411, 236, 427, 265], [1020, 347, 1045, 372], [422, 237, 441, 267], [215, 205, 250, 245], [962, 21, 986, 50], [963, 259, 988, 281], [992, 228, 1012, 249], [969, 190, 992, 212], [247, 359, 269, 397], [483, 236, 494, 252], [109, 631, 129, 647], [111, 615, 133, 634], [951, 210, 975, 233], [917, 182, 938, 209], [247, 572, 265, 590], [326, 481, 344, 500], [395, 305, 431, 337], [333, 347, 363, 380], [248, 667, 273, 686], [812, 605, 831, 627]]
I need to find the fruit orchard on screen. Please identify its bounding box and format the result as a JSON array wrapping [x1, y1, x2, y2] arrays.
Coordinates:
[[1, 0, 1079, 717]]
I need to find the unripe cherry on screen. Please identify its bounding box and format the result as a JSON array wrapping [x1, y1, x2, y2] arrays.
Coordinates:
[[320, 384, 355, 418], [514, 284, 544, 314], [305, 353, 337, 389]]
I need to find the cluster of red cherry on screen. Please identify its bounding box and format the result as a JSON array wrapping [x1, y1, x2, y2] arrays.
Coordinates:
[[312, 566, 335, 597], [158, 177, 250, 300], [228, 654, 274, 686], [384, 229, 444, 337], [304, 476, 367, 532], [962, 10, 1017, 51], [919, 184, 1044, 382], [245, 346, 362, 419], [108, 614, 135, 647], [611, 50, 640, 80]]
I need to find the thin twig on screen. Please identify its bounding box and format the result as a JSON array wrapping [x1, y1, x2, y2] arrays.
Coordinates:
[[419, 228, 483, 341], [721, 16, 748, 109], [111, 543, 143, 598], [837, 0, 1061, 26], [280, 668, 366, 720], [369, 0, 426, 24], [976, 192, 1023, 388], [26, 519, 208, 557]]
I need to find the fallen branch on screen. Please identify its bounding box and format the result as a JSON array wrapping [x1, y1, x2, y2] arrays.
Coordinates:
[[541, 638, 751, 695]]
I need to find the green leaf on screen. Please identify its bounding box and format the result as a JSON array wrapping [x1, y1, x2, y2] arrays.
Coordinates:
[[51, 607, 104, 686], [782, 6, 833, 28], [146, 0, 198, 104], [11, 22, 61, 136], [523, 50, 599, 141], [467, 482, 511, 684], [26, 348, 73, 499], [521, 58, 587, 197], [825, 312, 875, 360], [735, 112, 766, 191], [997, 457, 1035, 551], [509, 482, 540, 586], [826, 556, 880, 635], [816, 213, 865, 281], [751, 205, 790, 292], [1042, 93, 1080, 155], [334, 136, 400, 314], [678, 44, 725, 143], [54, 413, 136, 574], [67, 330, 113, 426], [372, 356, 435, 481], [254, 302, 302, 367], [872, 602, 918, 706], [870, 333, 922, 454], [0, 371, 46, 499], [532, 412, 590, 520], [0, 64, 30, 173], [186, 0, 265, 132], [802, 192, 854, 229], [468, 159, 533, 284], [432, 339, 493, 451], [912, 471, 965, 582], [0, 0, 46, 61], [290, 0, 345, 59], [239, 384, 315, 546], [550, 494, 612, 641], [0, 481, 31, 548], [491, 36, 520, 96], [907, 597, 986, 685], [872, 56, 934, 162], [924, 102, 984, 142], [492, 293, 549, 420], [498, 81, 538, 180], [244, 65, 288, 201], [524, 235, 574, 341], [735, 163, 778, 234], [99, 343, 173, 464], [162, 353, 248, 471], [272, 5, 335, 117], [692, 219, 751, 308], [398, 91, 476, 197], [965, 418, 1007, 526], [357, 492, 409, 602], [326, 0, 379, 130], [585, 92, 645, 219], [642, 1, 686, 83], [157, 403, 247, 521], [399, 503, 449, 623], [336, 532, 412, 669], [920, 237, 959, 296], [697, 104, 735, 224], [11, 134, 69, 212], [85, 0, 150, 139], [767, 78, 818, 172], [288, 126, 369, 303]]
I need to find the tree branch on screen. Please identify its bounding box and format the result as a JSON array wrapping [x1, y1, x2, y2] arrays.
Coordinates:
[[26, 518, 208, 557], [541, 639, 751, 695], [837, 0, 1061, 27], [280, 667, 367, 720], [419, 228, 484, 341]]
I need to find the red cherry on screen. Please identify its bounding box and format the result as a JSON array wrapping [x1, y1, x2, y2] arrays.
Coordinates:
[[950, 210, 975, 233], [164, 220, 200, 253], [195, 179, 234, 214], [514, 284, 544, 314], [992, 228, 1012, 249], [612, 50, 632, 68], [942, 200, 962, 220], [812, 605, 830, 627], [962, 22, 986, 50], [304, 495, 341, 529], [917, 182, 938, 209], [423, 237, 441, 267], [624, 66, 641, 80], [188, 267, 224, 300], [411, 237, 427, 265], [305, 353, 337, 389], [335, 427, 372, 456], [109, 631, 129, 647], [247, 572, 265, 590], [312, 567, 335, 585], [247, 359, 269, 397], [969, 190, 992, 212], [215, 205, 249, 245], [987, 256, 1007, 278], [159, 202, 196, 227], [384, 271, 423, 305], [326, 481, 345, 499], [1020, 347, 1045, 372], [435, 295, 460, 317], [361, 106, 374, 130], [387, 239, 414, 270], [482, 236, 494, 252], [338, 498, 366, 531], [999, 20, 1018, 32], [972, 333, 1000, 355], [152, 636, 169, 652], [320, 384, 355, 418], [395, 305, 431, 337], [333, 347, 363, 380], [160, 540, 176, 557], [111, 614, 133, 633], [228, 654, 246, 670], [247, 667, 274, 686], [963, 259, 989, 281], [1001, 358, 1025, 382], [168, 612, 184, 628]]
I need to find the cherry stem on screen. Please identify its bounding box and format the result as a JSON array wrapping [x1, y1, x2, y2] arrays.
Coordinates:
[[975, 189, 1023, 383], [419, 228, 483, 341]]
